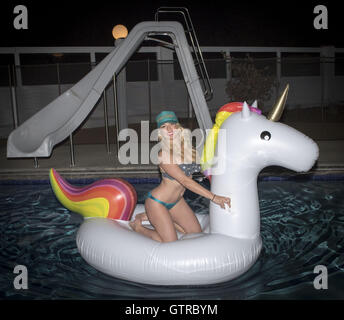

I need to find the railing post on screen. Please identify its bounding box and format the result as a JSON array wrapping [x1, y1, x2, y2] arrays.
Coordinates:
[[114, 38, 128, 134], [103, 90, 110, 154], [113, 75, 120, 157], [34, 157, 39, 168], [276, 50, 281, 83], [147, 58, 152, 123], [320, 55, 325, 121], [9, 65, 19, 129], [69, 133, 75, 167], [57, 62, 75, 166], [56, 63, 61, 95], [276, 50, 282, 116], [320, 46, 335, 121], [228, 53, 232, 81]]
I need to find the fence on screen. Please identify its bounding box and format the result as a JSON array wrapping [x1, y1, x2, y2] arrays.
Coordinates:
[[1, 46, 344, 166]]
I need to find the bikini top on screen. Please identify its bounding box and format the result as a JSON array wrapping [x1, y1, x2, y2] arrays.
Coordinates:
[[161, 163, 202, 180]]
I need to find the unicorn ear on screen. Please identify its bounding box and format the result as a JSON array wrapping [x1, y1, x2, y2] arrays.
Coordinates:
[[241, 101, 251, 119], [252, 100, 258, 109]]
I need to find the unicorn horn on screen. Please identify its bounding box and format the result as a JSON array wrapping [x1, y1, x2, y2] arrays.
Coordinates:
[[267, 84, 289, 122]]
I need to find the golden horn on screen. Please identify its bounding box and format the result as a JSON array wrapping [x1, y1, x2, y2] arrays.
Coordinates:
[[267, 84, 289, 122]]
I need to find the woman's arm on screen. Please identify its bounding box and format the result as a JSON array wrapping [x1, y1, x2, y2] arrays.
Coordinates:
[[158, 152, 231, 208]]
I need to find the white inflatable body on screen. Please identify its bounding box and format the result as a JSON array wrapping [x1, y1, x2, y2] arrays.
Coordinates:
[[77, 208, 262, 285], [76, 102, 319, 285]]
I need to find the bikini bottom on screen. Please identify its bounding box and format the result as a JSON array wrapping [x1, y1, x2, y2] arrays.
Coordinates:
[[145, 191, 179, 210]]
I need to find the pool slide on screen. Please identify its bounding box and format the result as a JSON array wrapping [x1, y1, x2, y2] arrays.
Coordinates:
[[7, 21, 212, 158]]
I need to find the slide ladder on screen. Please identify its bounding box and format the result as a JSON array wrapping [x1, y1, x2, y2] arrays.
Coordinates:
[[155, 7, 213, 101]]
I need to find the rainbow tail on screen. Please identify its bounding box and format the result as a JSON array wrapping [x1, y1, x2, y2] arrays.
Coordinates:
[[49, 169, 137, 220]]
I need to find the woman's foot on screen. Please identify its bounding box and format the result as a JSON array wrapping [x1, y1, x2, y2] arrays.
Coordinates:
[[129, 218, 143, 231], [129, 216, 162, 242], [135, 212, 148, 222], [129, 212, 148, 231]]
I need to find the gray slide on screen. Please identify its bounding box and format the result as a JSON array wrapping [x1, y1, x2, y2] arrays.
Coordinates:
[[7, 21, 212, 158]]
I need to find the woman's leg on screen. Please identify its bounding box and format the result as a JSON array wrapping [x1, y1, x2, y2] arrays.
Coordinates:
[[129, 217, 162, 242], [169, 198, 202, 234], [130, 198, 178, 242]]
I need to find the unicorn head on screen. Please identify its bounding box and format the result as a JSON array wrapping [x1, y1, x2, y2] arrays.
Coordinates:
[[219, 85, 319, 173], [207, 85, 319, 239]]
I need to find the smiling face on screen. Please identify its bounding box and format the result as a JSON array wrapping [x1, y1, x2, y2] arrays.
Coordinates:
[[160, 122, 178, 140]]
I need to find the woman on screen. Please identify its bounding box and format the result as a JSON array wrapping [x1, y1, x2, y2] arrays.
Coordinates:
[[130, 111, 231, 242]]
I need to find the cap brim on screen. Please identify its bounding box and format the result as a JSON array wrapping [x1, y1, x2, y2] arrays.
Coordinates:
[[158, 119, 178, 127]]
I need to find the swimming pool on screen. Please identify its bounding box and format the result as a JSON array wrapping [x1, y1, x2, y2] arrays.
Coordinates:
[[0, 176, 343, 300]]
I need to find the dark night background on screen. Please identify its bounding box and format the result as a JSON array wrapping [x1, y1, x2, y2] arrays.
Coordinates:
[[0, 0, 342, 47]]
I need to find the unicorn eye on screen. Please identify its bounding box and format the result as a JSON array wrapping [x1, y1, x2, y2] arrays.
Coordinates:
[[260, 131, 271, 141]]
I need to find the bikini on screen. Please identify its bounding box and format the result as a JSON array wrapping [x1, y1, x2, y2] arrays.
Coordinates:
[[145, 192, 178, 210], [145, 163, 202, 210]]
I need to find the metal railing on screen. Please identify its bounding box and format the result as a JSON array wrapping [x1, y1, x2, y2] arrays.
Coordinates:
[[155, 7, 214, 100], [1, 54, 344, 167]]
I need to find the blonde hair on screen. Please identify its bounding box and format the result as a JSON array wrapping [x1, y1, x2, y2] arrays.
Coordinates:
[[158, 123, 199, 164]]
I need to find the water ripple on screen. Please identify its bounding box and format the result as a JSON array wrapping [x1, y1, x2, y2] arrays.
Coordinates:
[[0, 180, 343, 299]]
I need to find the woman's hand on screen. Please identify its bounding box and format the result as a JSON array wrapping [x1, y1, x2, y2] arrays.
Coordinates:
[[212, 195, 231, 209]]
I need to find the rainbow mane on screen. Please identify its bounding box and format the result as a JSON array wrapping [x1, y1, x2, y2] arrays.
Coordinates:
[[201, 102, 261, 179], [49, 169, 137, 220]]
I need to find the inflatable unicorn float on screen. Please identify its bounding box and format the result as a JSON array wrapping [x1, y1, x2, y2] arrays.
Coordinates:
[[50, 85, 319, 285]]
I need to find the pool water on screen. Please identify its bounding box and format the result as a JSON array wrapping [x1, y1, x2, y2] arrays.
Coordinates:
[[0, 178, 343, 300]]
